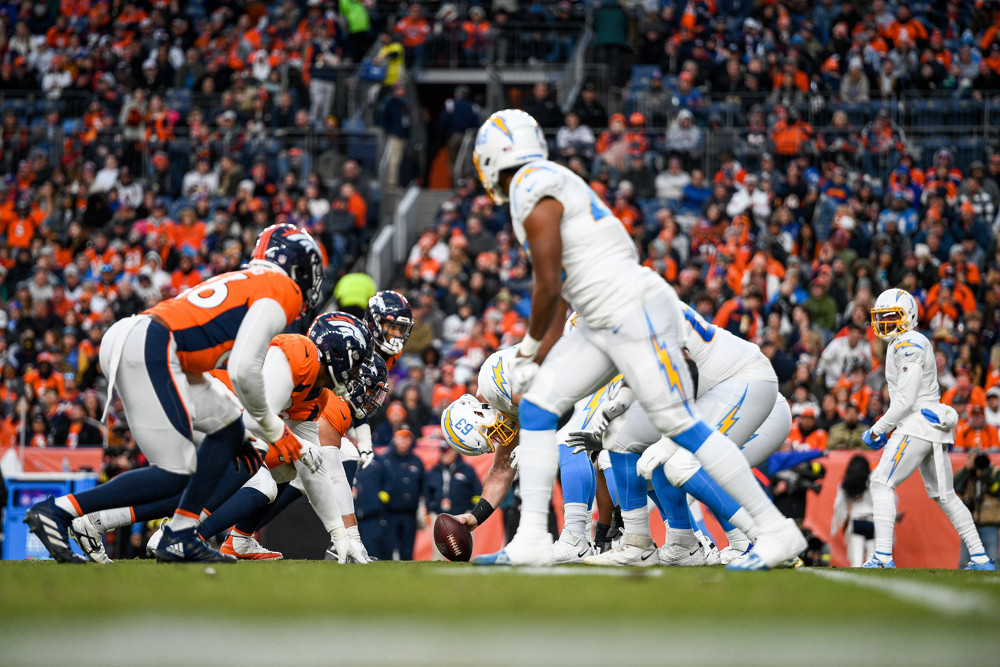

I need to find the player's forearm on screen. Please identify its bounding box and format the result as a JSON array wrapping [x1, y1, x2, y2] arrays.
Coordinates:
[[873, 376, 920, 435], [229, 299, 289, 442], [534, 298, 568, 364], [527, 281, 562, 344], [479, 457, 516, 510]]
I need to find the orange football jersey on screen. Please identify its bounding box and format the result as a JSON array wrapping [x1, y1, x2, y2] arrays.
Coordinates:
[[209, 334, 327, 422], [146, 267, 303, 373], [320, 389, 353, 437]]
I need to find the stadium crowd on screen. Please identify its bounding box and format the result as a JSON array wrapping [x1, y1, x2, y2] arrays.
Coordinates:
[[3, 1, 1000, 561]]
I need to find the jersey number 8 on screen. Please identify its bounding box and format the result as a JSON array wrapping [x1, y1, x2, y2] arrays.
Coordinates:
[[179, 273, 249, 309]]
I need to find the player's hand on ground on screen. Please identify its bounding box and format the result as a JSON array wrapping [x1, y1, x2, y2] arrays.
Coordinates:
[[345, 540, 370, 564], [455, 512, 478, 531], [862, 429, 888, 450], [234, 436, 264, 474], [636, 440, 675, 480], [566, 429, 603, 455]]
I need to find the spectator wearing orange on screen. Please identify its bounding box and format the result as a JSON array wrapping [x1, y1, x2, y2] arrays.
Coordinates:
[[788, 405, 829, 451], [943, 370, 988, 419], [461, 6, 492, 65], [847, 365, 874, 416], [954, 405, 999, 452], [1, 198, 43, 249], [170, 252, 203, 293], [430, 364, 467, 412], [170, 208, 207, 257], [882, 5, 928, 47], [395, 4, 431, 68], [770, 107, 814, 159], [713, 285, 763, 341], [23, 353, 67, 399], [772, 56, 810, 93]]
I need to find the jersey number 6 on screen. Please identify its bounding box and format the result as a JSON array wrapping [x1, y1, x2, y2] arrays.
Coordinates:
[[180, 273, 249, 309]]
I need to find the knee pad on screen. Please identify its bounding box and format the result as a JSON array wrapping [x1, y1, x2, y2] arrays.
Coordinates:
[[519, 399, 559, 431], [246, 466, 278, 502], [664, 450, 702, 487]]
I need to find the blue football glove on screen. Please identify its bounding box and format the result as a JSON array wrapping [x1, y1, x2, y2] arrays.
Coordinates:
[[862, 429, 888, 450], [920, 408, 940, 425]]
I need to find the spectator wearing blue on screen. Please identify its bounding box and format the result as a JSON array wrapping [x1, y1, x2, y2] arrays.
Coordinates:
[[353, 450, 390, 561], [381, 426, 425, 560], [877, 191, 919, 236], [376, 82, 412, 188], [424, 442, 483, 520], [438, 85, 481, 172]]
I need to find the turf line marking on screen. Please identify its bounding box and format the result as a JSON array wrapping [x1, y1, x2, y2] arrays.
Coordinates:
[[432, 566, 664, 578], [805, 569, 991, 615]]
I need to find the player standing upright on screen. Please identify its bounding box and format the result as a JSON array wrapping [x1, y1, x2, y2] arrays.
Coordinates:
[[862, 288, 995, 569], [26, 224, 325, 563], [469, 110, 804, 569]]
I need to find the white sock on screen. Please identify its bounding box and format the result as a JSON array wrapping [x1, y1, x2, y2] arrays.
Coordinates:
[[55, 496, 80, 517], [622, 507, 650, 538], [585, 508, 593, 540], [725, 528, 751, 552], [325, 447, 357, 515], [668, 527, 698, 547], [936, 493, 988, 561], [563, 503, 589, 538], [870, 480, 897, 558], [92, 507, 133, 532], [693, 430, 784, 530], [514, 429, 559, 538], [169, 514, 199, 531], [297, 459, 343, 533], [728, 507, 757, 537]]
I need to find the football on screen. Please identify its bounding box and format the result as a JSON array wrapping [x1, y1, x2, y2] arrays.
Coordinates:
[[433, 514, 473, 562]]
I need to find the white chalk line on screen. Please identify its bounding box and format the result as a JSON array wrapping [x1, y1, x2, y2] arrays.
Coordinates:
[[806, 568, 992, 615]]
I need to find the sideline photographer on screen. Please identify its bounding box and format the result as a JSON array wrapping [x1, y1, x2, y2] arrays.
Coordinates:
[[954, 451, 1000, 565]]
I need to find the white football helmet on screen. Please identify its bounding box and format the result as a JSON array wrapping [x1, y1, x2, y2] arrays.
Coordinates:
[[478, 348, 517, 416], [472, 109, 548, 204], [870, 288, 919, 340], [441, 394, 519, 456]]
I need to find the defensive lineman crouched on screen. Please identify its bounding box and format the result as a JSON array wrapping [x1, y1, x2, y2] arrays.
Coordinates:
[[862, 288, 995, 570]]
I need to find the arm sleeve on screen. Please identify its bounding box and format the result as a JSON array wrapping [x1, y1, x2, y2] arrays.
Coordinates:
[[871, 354, 921, 436], [238, 347, 297, 442], [229, 298, 291, 443]]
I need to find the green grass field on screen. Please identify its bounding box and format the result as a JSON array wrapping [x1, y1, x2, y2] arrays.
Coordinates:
[[2, 561, 998, 666]]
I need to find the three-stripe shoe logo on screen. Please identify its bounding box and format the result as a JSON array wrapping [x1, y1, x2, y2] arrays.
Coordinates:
[[38, 514, 69, 549], [165, 543, 185, 557]]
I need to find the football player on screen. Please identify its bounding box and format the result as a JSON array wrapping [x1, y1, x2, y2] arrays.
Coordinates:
[[470, 110, 804, 569], [862, 289, 994, 570], [27, 224, 326, 563], [441, 345, 602, 563], [70, 314, 375, 563], [575, 298, 792, 566]]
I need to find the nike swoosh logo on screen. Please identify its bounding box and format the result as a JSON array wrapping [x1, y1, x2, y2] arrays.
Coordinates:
[[641, 551, 655, 561], [689, 548, 701, 556], [577, 548, 590, 558]]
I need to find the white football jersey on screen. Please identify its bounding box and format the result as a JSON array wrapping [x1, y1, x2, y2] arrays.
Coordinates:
[[508, 160, 665, 329], [675, 302, 776, 396], [875, 330, 952, 442]]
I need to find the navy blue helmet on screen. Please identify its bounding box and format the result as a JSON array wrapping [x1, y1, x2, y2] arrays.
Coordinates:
[[365, 290, 413, 356], [307, 312, 373, 395], [252, 224, 325, 312], [347, 353, 389, 420]]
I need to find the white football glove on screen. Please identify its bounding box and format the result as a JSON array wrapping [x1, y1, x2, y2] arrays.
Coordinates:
[[636, 439, 679, 480], [345, 539, 371, 564], [509, 446, 521, 470], [329, 525, 350, 564], [594, 387, 635, 435], [298, 441, 324, 474], [509, 354, 539, 395], [354, 422, 375, 469]]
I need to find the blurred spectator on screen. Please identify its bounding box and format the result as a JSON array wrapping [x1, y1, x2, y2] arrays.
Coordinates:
[[376, 83, 412, 188], [954, 451, 1000, 565], [827, 402, 866, 450], [830, 454, 876, 567], [522, 82, 562, 131], [424, 442, 482, 520], [381, 426, 424, 561], [955, 405, 999, 452], [52, 401, 103, 448]]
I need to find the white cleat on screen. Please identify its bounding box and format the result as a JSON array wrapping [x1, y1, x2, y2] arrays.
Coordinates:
[[719, 545, 752, 565], [727, 518, 806, 571], [553, 530, 592, 564], [583, 533, 658, 567], [472, 531, 555, 566], [70, 514, 112, 564], [220, 534, 283, 560], [146, 526, 164, 557], [696, 533, 722, 565], [658, 540, 709, 566]]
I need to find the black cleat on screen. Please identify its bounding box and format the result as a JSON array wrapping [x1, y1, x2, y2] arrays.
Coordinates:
[[24, 496, 88, 563], [155, 526, 237, 563]]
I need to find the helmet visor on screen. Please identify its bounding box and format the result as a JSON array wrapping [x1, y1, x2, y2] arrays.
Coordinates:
[[483, 411, 519, 449]]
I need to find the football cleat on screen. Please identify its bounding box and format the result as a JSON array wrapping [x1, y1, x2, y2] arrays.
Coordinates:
[[862, 556, 896, 569], [155, 526, 236, 563], [70, 514, 112, 564], [553, 530, 592, 564], [220, 534, 283, 560], [23, 496, 87, 563], [472, 532, 555, 566], [696, 532, 722, 565], [583, 533, 658, 567], [964, 559, 996, 571], [146, 523, 166, 557], [658, 540, 708, 567], [720, 544, 752, 565], [728, 517, 806, 571]]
